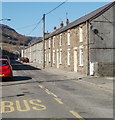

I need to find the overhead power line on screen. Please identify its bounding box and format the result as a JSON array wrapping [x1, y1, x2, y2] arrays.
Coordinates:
[[45, 0, 68, 16], [28, 18, 43, 35], [16, 0, 68, 36], [16, 23, 38, 30]]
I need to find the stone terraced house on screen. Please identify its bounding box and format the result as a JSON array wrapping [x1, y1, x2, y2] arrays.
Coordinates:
[[23, 1, 115, 76], [23, 37, 43, 66]]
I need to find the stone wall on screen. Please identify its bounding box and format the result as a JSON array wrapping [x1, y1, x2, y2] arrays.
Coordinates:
[[45, 23, 88, 75], [24, 41, 43, 65], [89, 6, 114, 76], [94, 62, 115, 76]]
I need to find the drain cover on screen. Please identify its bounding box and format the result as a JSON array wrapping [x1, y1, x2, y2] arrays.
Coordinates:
[[16, 94, 25, 97]]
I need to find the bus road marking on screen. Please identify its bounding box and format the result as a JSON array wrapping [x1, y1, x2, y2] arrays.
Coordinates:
[[0, 99, 46, 114]]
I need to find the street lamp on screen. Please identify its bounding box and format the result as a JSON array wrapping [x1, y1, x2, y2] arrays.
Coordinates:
[[0, 19, 11, 21]]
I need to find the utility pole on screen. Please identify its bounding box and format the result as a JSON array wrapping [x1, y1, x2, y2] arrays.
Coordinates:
[[43, 14, 45, 69]]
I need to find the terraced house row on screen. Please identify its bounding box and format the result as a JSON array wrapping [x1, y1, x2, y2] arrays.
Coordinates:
[[23, 2, 115, 76]]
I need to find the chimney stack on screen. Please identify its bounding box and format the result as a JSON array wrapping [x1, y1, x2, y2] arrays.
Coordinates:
[[60, 21, 64, 27]]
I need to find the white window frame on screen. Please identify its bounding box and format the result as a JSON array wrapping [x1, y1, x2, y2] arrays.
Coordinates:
[[49, 52, 51, 62], [67, 48, 71, 65], [67, 30, 70, 45], [45, 53, 46, 62], [53, 50, 55, 64], [47, 53, 49, 65], [59, 49, 62, 64], [49, 39, 51, 48], [53, 36, 55, 48], [79, 46, 84, 66], [79, 27, 83, 42], [59, 34, 62, 46]]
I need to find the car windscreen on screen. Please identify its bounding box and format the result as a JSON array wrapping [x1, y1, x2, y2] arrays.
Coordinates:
[[0, 61, 9, 66], [0, 56, 10, 59]]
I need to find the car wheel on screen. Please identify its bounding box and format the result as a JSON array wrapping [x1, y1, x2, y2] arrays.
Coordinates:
[[9, 77, 13, 81]]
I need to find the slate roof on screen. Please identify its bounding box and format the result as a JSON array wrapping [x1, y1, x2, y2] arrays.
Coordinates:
[[28, 37, 42, 46], [45, 1, 115, 39]]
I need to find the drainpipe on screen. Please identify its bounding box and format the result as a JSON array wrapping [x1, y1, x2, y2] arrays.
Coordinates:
[[86, 21, 90, 75]]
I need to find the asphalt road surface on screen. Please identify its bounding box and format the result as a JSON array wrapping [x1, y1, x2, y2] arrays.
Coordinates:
[[1, 61, 113, 119]]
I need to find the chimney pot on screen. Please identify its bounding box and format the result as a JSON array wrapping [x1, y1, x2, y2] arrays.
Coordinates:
[[54, 26, 56, 31], [66, 18, 69, 25]]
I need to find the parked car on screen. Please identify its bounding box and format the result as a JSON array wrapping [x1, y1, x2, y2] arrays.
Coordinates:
[[19, 57, 29, 63], [0, 59, 13, 80], [0, 55, 11, 64]]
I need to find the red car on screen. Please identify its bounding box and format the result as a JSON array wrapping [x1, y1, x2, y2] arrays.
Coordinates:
[[0, 59, 13, 80], [19, 57, 29, 63]]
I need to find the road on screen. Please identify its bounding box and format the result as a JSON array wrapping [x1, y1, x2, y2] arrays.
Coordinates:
[[1, 61, 113, 119]]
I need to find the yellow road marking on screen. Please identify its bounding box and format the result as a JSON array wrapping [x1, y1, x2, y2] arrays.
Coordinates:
[[0, 99, 47, 113], [45, 89, 52, 95], [69, 110, 85, 120], [54, 98, 64, 104], [16, 100, 30, 112], [1, 101, 14, 113], [29, 99, 46, 111], [38, 85, 44, 88]]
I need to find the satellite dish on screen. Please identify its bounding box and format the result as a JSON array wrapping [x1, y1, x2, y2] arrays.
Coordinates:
[[93, 29, 98, 34]]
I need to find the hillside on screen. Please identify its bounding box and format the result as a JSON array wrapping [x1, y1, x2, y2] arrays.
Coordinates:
[[0, 24, 36, 52]]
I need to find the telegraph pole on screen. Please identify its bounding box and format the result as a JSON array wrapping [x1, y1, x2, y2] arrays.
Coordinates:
[[43, 14, 45, 69]]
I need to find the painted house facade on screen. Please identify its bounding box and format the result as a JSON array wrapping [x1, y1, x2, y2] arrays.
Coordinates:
[[23, 2, 115, 76], [24, 37, 43, 65]]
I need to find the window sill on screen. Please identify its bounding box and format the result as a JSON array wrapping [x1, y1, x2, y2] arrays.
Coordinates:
[[79, 64, 83, 67], [67, 64, 71, 66]]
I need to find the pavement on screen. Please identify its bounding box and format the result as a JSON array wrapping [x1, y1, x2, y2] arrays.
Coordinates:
[[26, 62, 114, 92]]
